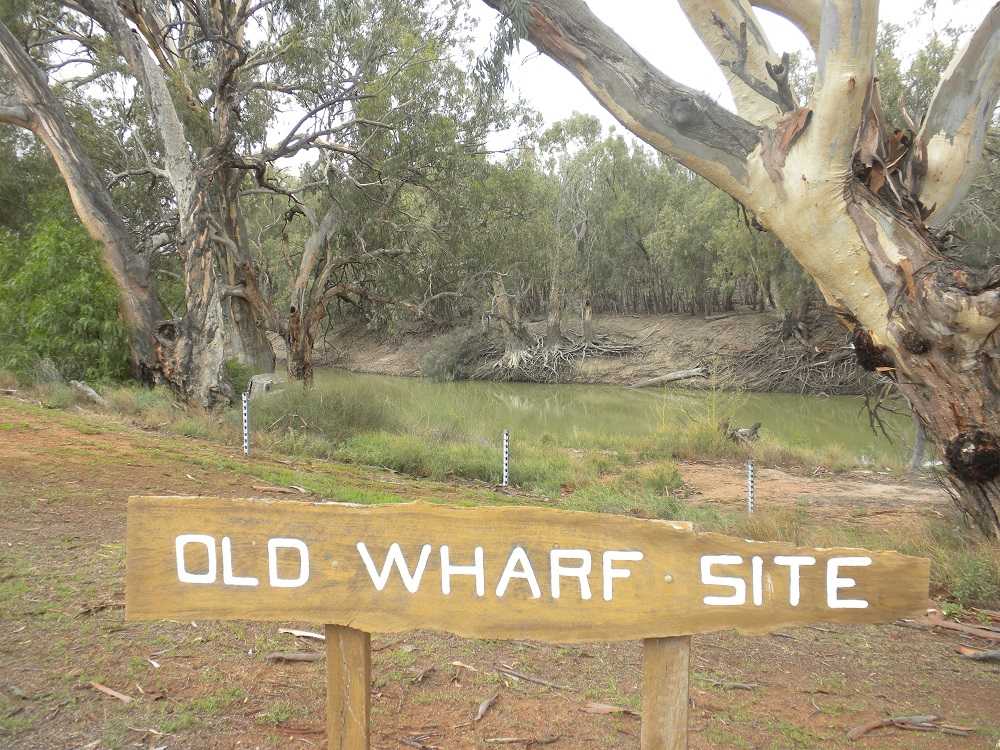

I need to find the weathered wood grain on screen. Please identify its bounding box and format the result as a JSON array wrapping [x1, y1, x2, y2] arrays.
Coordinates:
[[125, 496, 929, 642], [641, 637, 689, 750], [326, 625, 370, 750]]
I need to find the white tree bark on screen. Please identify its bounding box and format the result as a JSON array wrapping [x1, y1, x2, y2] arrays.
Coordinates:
[[678, 0, 792, 124], [917, 3, 1000, 226], [752, 0, 820, 48]]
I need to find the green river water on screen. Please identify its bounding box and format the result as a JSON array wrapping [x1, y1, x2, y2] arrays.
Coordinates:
[[313, 370, 913, 467]]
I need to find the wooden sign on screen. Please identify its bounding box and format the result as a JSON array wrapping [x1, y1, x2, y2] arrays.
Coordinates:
[[127, 496, 927, 638], [126, 496, 930, 749]]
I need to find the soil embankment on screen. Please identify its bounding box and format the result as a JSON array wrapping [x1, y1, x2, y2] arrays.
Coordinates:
[[290, 309, 866, 394]]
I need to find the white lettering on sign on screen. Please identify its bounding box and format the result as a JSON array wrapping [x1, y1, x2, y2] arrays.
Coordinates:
[[701, 555, 746, 605], [700, 554, 873, 609], [751, 555, 764, 606], [602, 551, 643, 601], [550, 549, 593, 600], [222, 536, 259, 587], [267, 538, 310, 588], [827, 556, 872, 608], [495, 546, 541, 599], [357, 543, 432, 593], [773, 555, 816, 606], [176, 534, 217, 584], [170, 535, 877, 611], [440, 545, 486, 597]]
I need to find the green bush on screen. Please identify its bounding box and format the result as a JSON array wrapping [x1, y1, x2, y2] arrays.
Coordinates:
[[0, 215, 129, 382], [223, 359, 254, 396]]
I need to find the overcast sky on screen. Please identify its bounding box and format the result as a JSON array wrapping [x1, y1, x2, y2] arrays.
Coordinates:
[[470, 1, 997, 139]]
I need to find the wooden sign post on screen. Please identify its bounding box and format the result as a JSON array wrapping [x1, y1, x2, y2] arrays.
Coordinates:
[[126, 496, 930, 749]]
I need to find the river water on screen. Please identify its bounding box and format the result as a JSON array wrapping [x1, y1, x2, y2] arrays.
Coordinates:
[[313, 370, 912, 467]]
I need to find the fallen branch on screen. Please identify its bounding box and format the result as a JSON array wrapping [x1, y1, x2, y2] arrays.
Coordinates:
[[265, 651, 322, 663], [475, 691, 499, 721], [847, 715, 973, 741], [630, 368, 707, 388], [496, 665, 573, 691], [900, 612, 1000, 642], [69, 380, 109, 408], [957, 646, 1000, 662], [89, 682, 132, 704]]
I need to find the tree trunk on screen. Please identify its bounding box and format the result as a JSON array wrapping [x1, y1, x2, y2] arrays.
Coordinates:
[[493, 275, 531, 356], [545, 280, 562, 347], [286, 307, 315, 387], [582, 300, 594, 344], [160, 178, 274, 407], [909, 412, 926, 476]]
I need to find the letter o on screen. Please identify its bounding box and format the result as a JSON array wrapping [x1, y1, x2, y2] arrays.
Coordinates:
[[175, 534, 217, 584]]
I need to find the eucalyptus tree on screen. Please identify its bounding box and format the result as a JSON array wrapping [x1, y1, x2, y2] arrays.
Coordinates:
[[482, 0, 1000, 537], [0, 0, 474, 404]]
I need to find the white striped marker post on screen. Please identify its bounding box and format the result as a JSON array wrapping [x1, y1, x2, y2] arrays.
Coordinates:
[[746, 458, 756, 514], [502, 430, 510, 487], [242, 392, 250, 456]]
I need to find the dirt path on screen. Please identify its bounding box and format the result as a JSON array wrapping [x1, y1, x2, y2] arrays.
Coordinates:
[[1, 397, 998, 749]]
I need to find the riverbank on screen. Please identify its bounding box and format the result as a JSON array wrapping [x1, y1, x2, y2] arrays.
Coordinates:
[[290, 308, 868, 394]]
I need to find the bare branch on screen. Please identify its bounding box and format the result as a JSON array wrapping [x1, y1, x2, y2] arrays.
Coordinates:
[[917, 2, 1000, 226], [481, 0, 761, 201], [679, 0, 793, 124]]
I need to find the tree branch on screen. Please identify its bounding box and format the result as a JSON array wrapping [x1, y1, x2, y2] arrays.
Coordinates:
[[800, 0, 879, 177], [751, 0, 820, 49], [76, 0, 197, 223], [480, 0, 761, 201], [0, 95, 31, 128], [917, 2, 1000, 226], [679, 0, 794, 124]]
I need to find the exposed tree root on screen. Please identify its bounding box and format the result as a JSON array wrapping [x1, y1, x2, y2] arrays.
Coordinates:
[[473, 333, 639, 383]]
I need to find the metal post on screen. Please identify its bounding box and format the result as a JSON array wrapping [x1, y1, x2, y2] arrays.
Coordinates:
[[746, 458, 755, 514], [242, 392, 250, 456], [502, 430, 510, 487]]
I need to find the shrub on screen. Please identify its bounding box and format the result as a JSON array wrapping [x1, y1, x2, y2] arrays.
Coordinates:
[[223, 359, 254, 397], [0, 217, 130, 382]]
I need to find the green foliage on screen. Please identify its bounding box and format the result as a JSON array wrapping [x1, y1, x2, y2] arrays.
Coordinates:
[[223, 359, 254, 396], [0, 213, 129, 383]]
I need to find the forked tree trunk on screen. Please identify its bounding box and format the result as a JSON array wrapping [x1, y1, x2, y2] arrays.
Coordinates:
[[582, 300, 594, 344]]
